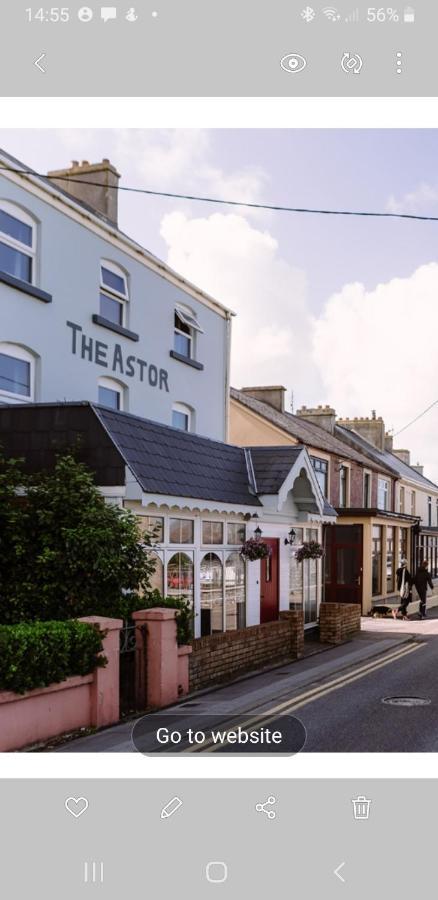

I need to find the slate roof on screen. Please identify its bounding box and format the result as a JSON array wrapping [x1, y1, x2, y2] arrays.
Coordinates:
[[336, 424, 438, 491], [94, 405, 260, 507], [231, 388, 395, 474], [0, 403, 338, 516]]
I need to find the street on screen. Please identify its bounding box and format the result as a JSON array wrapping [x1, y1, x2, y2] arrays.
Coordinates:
[[58, 614, 438, 753]]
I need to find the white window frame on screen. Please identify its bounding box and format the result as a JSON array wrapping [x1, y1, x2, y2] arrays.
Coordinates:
[[378, 477, 389, 511], [100, 260, 129, 327], [98, 376, 125, 411], [0, 201, 37, 285], [339, 463, 350, 508], [172, 402, 192, 432], [363, 470, 372, 508], [173, 303, 203, 361], [0, 342, 35, 403]]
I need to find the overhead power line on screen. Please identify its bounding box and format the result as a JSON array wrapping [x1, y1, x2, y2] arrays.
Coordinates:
[[1, 164, 438, 223], [392, 399, 438, 438]]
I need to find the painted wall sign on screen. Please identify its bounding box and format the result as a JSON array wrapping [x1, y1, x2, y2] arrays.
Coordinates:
[[67, 321, 170, 392]]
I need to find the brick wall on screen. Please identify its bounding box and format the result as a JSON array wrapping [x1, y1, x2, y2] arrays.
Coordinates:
[[349, 464, 364, 507], [319, 603, 361, 645], [189, 611, 304, 693]]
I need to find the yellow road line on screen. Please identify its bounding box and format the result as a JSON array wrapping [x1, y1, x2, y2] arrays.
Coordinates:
[[186, 641, 425, 754]]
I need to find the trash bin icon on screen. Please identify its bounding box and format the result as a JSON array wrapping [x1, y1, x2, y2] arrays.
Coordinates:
[[352, 796, 371, 820]]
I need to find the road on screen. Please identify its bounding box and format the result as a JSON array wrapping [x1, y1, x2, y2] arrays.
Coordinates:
[[59, 622, 438, 752]]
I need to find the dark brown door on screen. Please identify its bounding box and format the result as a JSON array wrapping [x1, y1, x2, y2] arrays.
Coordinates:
[[260, 538, 279, 623], [324, 525, 363, 607]]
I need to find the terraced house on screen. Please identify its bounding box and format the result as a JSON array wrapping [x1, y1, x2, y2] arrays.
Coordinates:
[[230, 387, 425, 615], [0, 149, 335, 643]]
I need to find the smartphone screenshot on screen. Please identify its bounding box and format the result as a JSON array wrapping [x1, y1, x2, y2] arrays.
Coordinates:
[[1, 2, 437, 897]]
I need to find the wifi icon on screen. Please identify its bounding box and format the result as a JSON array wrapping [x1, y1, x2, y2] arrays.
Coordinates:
[[323, 6, 341, 20]]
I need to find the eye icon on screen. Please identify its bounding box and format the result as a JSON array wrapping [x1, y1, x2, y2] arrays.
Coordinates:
[[280, 53, 307, 74]]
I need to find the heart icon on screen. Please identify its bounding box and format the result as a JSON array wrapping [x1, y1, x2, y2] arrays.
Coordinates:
[[65, 796, 89, 818]]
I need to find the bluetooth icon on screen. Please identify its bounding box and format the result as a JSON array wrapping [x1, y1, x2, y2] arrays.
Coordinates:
[[301, 6, 316, 22]]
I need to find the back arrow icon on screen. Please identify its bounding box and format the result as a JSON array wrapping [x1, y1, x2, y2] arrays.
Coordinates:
[[334, 862, 346, 883], [34, 53, 46, 73]]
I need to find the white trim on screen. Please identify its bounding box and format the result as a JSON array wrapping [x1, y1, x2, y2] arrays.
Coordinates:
[[0, 154, 233, 320], [0, 342, 35, 402], [141, 492, 260, 516], [0, 199, 36, 284], [276, 448, 325, 517]]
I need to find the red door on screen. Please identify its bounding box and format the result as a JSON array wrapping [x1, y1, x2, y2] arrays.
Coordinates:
[[324, 525, 363, 607], [260, 538, 279, 623]]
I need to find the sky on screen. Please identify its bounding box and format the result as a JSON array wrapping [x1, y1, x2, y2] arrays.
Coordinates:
[[1, 128, 438, 480]]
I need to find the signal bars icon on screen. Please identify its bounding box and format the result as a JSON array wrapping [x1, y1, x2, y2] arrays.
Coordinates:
[[345, 8, 360, 22]]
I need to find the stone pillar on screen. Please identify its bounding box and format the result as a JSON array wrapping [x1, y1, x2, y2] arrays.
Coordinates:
[[79, 616, 123, 728], [142, 608, 180, 709], [131, 610, 149, 711]]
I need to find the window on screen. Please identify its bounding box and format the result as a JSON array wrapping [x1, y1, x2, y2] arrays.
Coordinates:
[[173, 304, 203, 360], [411, 491, 416, 515], [428, 496, 432, 527], [372, 525, 382, 596], [172, 402, 192, 432], [311, 457, 329, 497], [137, 515, 164, 543], [399, 485, 405, 514], [200, 553, 223, 635], [386, 526, 395, 593], [339, 465, 349, 508], [378, 478, 389, 511], [169, 518, 194, 544], [98, 377, 124, 410], [167, 552, 194, 607], [0, 343, 34, 401], [202, 521, 224, 545], [289, 528, 304, 605], [227, 522, 246, 545], [0, 203, 35, 284], [149, 553, 164, 594], [364, 472, 371, 508], [225, 552, 246, 631], [99, 261, 128, 326], [399, 528, 408, 565]]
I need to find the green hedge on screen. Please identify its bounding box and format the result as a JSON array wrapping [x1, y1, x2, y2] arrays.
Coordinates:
[[0, 620, 106, 695]]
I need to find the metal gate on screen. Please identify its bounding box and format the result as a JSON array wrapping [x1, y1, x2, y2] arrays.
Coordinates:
[[119, 622, 146, 715]]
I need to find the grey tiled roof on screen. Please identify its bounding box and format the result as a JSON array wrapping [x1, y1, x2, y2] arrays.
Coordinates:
[[336, 424, 438, 490], [249, 445, 303, 494], [94, 405, 261, 507], [231, 388, 394, 474]]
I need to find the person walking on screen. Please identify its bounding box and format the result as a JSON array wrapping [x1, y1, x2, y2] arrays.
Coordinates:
[[392, 558, 412, 620], [414, 559, 434, 620]]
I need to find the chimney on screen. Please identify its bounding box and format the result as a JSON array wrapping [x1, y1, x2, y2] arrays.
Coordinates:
[[296, 405, 336, 434], [47, 159, 121, 226], [241, 386, 286, 414], [412, 463, 424, 477], [384, 432, 394, 452], [393, 449, 411, 466], [338, 411, 386, 450]]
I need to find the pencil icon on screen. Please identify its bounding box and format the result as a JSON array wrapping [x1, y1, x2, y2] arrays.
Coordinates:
[[161, 796, 183, 819]]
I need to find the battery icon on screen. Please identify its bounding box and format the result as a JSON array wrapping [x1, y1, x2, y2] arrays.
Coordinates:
[[403, 7, 415, 22]]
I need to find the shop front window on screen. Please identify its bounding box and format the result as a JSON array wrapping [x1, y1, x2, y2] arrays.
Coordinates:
[[200, 553, 223, 636], [137, 515, 164, 544], [149, 553, 164, 594], [372, 525, 382, 596], [399, 528, 408, 566], [167, 553, 194, 606], [202, 521, 224, 545], [227, 522, 246, 545], [225, 552, 246, 631], [289, 527, 304, 606], [169, 518, 194, 544], [386, 526, 395, 593]]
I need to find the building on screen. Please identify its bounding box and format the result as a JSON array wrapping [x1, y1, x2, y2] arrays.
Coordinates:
[[0, 150, 231, 440], [0, 402, 336, 638], [230, 387, 420, 614], [337, 413, 438, 581]]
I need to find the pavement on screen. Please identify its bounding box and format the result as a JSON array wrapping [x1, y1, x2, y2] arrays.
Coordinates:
[[55, 627, 420, 753]]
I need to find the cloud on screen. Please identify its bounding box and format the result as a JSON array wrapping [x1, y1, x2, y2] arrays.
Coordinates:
[[387, 182, 438, 215], [161, 210, 318, 396], [312, 263, 438, 480]]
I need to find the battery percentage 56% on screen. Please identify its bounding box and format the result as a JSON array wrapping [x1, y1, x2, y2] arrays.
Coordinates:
[[367, 7, 399, 21]]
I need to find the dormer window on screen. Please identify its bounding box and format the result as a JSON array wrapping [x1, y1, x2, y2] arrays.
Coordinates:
[[0, 202, 36, 285], [99, 261, 128, 327], [173, 304, 203, 360]]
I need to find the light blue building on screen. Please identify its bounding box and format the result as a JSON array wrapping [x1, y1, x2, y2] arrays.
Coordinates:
[[0, 151, 232, 440]]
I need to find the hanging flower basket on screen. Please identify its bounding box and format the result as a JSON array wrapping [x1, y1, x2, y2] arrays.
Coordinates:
[[240, 538, 272, 562], [295, 540, 324, 563]]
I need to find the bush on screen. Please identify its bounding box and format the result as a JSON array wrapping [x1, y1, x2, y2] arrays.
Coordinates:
[[0, 620, 106, 695], [140, 591, 194, 645], [0, 453, 157, 624]]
